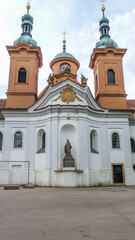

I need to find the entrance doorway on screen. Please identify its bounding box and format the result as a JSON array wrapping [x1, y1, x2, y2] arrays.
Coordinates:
[[112, 164, 125, 184]]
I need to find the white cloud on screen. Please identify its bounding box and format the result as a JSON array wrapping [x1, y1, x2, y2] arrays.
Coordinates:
[[0, 1, 135, 100]]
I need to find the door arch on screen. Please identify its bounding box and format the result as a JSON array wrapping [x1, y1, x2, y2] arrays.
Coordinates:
[[60, 124, 77, 167]]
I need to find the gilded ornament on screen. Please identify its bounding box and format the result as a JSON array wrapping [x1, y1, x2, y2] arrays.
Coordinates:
[[53, 85, 83, 104]]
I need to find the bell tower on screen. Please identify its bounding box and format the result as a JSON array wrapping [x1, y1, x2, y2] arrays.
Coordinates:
[[50, 34, 80, 85], [89, 1, 127, 109], [5, 1, 42, 109]]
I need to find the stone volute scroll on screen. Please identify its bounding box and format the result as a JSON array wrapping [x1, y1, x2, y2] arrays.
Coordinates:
[[63, 139, 75, 168]]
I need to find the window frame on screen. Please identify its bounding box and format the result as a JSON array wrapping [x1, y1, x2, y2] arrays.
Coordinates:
[[0, 132, 3, 151], [13, 131, 23, 149], [107, 69, 115, 84], [112, 132, 120, 149], [18, 67, 27, 83], [90, 129, 99, 154], [60, 63, 70, 74], [130, 138, 135, 153]]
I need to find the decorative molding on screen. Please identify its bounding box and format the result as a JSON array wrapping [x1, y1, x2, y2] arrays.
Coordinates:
[[53, 84, 83, 104]]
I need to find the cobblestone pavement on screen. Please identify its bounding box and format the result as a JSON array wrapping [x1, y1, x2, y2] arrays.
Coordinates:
[[0, 187, 135, 240]]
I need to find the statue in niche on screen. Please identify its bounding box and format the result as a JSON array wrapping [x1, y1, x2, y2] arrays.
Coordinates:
[[47, 74, 54, 86], [63, 139, 75, 168], [64, 66, 70, 74], [65, 139, 72, 156], [81, 74, 88, 87]]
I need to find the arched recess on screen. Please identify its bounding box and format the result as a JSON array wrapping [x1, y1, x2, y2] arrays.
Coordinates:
[[0, 132, 3, 151], [14, 131, 23, 148], [60, 63, 70, 74], [37, 129, 46, 153], [18, 68, 27, 83], [90, 129, 99, 153], [107, 69, 115, 84], [60, 124, 77, 167], [130, 138, 135, 153], [112, 132, 120, 149]]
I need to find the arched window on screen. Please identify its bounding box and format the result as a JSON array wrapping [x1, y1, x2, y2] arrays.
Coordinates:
[[90, 130, 99, 153], [0, 132, 3, 151], [95, 75, 98, 93], [112, 132, 120, 149], [14, 131, 23, 148], [130, 138, 135, 152], [60, 64, 70, 74], [42, 132, 45, 149], [107, 69, 115, 84], [18, 68, 26, 83], [37, 129, 46, 153]]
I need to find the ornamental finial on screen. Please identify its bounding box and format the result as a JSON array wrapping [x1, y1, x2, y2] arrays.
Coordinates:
[[26, 0, 31, 14], [62, 31, 67, 52], [99, 0, 106, 15]]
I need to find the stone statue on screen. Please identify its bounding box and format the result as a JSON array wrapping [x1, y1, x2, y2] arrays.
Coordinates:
[[65, 139, 72, 156], [63, 139, 75, 168], [64, 66, 70, 74], [81, 74, 88, 87], [47, 74, 54, 86]]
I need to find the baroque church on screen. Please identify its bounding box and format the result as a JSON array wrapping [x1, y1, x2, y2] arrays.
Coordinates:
[[0, 2, 135, 187]]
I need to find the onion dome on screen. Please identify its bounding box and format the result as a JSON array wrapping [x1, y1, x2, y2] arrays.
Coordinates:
[[13, 1, 37, 46], [54, 38, 76, 60], [96, 3, 118, 48]]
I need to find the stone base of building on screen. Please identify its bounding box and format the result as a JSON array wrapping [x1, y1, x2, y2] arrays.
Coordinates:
[[0, 168, 135, 187]]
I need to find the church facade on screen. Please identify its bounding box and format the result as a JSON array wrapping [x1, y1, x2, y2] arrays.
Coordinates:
[[0, 2, 135, 187]]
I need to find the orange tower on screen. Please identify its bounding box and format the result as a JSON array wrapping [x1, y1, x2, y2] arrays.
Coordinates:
[[5, 2, 42, 109], [90, 2, 127, 109], [50, 33, 80, 85]]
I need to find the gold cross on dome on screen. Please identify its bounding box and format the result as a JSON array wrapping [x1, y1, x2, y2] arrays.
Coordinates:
[[27, 0, 32, 8], [62, 31, 67, 41], [99, 0, 106, 4], [99, 0, 106, 12]]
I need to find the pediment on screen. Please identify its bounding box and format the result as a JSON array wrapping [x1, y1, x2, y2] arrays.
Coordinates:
[[29, 79, 104, 112]]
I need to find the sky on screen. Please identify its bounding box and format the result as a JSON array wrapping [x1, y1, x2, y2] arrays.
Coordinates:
[[0, 0, 135, 99]]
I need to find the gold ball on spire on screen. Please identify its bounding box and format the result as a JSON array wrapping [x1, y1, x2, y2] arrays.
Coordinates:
[[101, 4, 105, 12], [99, 0, 106, 12], [26, 1, 31, 10]]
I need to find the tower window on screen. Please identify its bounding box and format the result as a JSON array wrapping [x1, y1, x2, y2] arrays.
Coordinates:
[[130, 138, 135, 152], [107, 69, 115, 84], [112, 132, 120, 149], [18, 68, 26, 83], [0, 132, 3, 151], [95, 75, 98, 93], [14, 131, 23, 148], [60, 64, 70, 74]]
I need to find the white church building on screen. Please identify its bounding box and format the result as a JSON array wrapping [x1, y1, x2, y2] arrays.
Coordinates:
[[0, 2, 135, 187]]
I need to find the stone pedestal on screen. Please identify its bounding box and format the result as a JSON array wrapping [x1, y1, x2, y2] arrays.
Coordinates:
[[63, 155, 75, 168]]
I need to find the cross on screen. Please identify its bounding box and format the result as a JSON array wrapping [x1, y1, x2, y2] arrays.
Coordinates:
[[62, 31, 67, 41], [99, 0, 106, 4], [27, 0, 32, 13]]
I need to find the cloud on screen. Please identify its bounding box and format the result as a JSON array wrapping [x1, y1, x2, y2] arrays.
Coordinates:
[[0, 1, 135, 100]]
